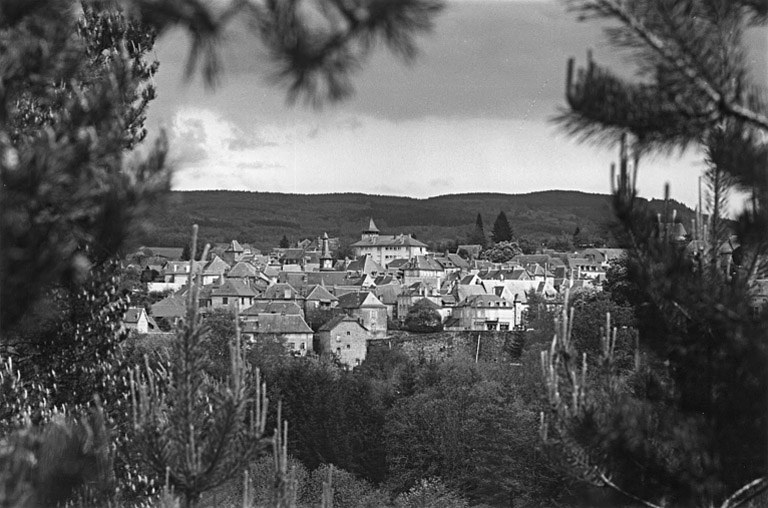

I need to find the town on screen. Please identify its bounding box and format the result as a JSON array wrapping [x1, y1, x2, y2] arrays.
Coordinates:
[[122, 213, 752, 369]]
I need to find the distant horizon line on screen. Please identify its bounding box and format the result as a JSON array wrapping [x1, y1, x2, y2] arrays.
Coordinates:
[[169, 187, 687, 204]]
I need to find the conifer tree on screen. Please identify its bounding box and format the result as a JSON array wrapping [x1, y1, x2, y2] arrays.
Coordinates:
[[468, 213, 487, 248], [491, 211, 513, 243], [544, 2, 768, 505]]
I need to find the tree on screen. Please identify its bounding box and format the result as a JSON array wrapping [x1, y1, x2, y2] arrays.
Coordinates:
[[545, 1, 768, 503], [479, 240, 521, 263], [280, 235, 291, 248], [467, 213, 487, 248], [404, 302, 443, 333], [491, 211, 513, 243]]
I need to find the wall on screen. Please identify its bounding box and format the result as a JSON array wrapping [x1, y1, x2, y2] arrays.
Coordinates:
[[368, 330, 526, 363]]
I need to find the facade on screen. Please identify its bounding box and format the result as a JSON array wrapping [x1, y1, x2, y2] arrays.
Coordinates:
[[316, 315, 371, 368], [349, 219, 428, 267], [453, 294, 519, 331], [241, 314, 314, 356], [401, 255, 446, 287], [123, 307, 157, 334], [336, 291, 388, 338], [210, 280, 256, 311]]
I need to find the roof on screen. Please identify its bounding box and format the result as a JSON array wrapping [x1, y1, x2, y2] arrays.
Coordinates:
[[151, 294, 187, 318], [350, 234, 428, 248], [242, 314, 313, 334], [124, 307, 146, 323], [228, 261, 258, 278], [318, 314, 369, 332], [385, 258, 411, 270], [403, 255, 444, 272], [225, 240, 244, 253], [364, 218, 380, 233], [459, 294, 513, 308], [281, 248, 306, 262], [337, 291, 386, 309], [204, 255, 231, 274], [211, 280, 257, 297], [260, 283, 302, 300], [305, 284, 338, 302], [242, 301, 303, 316], [374, 284, 401, 305], [306, 271, 351, 287], [346, 255, 384, 275]]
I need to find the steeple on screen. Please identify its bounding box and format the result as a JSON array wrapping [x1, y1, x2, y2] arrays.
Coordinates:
[[320, 232, 334, 271], [362, 218, 380, 241]]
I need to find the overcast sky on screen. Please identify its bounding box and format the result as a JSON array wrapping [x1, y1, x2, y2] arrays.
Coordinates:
[[145, 0, 767, 208]]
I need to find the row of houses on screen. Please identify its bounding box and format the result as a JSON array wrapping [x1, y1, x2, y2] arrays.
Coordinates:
[[127, 221, 631, 368]]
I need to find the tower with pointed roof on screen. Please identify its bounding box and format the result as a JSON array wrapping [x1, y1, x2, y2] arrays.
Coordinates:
[[320, 232, 334, 271], [361, 218, 380, 242]]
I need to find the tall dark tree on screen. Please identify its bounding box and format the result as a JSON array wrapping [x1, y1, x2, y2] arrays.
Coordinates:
[[279, 235, 291, 248], [543, 2, 768, 504], [491, 211, 513, 243], [468, 213, 487, 248]]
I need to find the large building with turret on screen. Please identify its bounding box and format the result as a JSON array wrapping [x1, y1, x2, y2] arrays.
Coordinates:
[[349, 219, 428, 267]]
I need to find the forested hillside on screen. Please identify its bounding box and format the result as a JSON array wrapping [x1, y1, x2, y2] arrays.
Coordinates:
[[133, 190, 695, 250]]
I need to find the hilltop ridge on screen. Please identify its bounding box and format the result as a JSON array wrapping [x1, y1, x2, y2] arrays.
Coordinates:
[[134, 190, 694, 251]]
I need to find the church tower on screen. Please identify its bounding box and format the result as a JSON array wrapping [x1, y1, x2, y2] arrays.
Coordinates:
[[320, 232, 334, 271], [361, 218, 380, 242]]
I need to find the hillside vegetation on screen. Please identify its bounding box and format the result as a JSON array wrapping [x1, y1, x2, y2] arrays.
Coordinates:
[[133, 190, 695, 251]]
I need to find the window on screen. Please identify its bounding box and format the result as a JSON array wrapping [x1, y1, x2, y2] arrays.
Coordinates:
[[500, 324, 510, 331], [346, 331, 350, 335], [355, 359, 361, 366], [300, 342, 306, 350], [222, 297, 228, 305], [288, 342, 295, 350], [336, 347, 341, 355], [346, 344, 351, 349], [486, 323, 496, 331]]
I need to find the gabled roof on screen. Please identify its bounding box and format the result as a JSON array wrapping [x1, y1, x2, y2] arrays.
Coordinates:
[[242, 314, 313, 334], [318, 314, 369, 332], [346, 255, 384, 275], [373, 284, 401, 305], [242, 301, 303, 316], [205, 255, 231, 274], [305, 284, 338, 302], [337, 291, 386, 309], [211, 280, 256, 297], [151, 294, 187, 318], [456, 284, 488, 302], [281, 248, 306, 262], [228, 261, 258, 278], [445, 253, 470, 269], [306, 271, 351, 287], [260, 282, 302, 300]]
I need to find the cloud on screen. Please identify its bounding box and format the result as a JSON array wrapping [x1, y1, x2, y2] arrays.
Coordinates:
[[168, 108, 705, 208]]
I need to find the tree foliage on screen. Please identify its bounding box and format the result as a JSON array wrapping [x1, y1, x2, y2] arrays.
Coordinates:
[[491, 211, 513, 243], [546, 2, 768, 505]]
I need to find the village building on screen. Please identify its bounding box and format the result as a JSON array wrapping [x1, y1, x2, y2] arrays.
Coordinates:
[[349, 219, 428, 267], [241, 314, 314, 356], [316, 315, 372, 368], [401, 255, 446, 287], [303, 284, 339, 312], [123, 307, 159, 334], [241, 301, 305, 320], [209, 280, 256, 311], [452, 294, 520, 331], [336, 291, 388, 338]]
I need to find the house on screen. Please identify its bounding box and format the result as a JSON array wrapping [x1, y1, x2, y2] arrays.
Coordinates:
[[401, 255, 446, 287], [150, 293, 187, 324], [259, 282, 303, 302], [316, 315, 372, 368], [241, 301, 305, 320], [241, 314, 314, 356], [222, 240, 246, 265], [345, 254, 384, 278], [373, 282, 402, 320], [456, 244, 482, 260], [452, 294, 519, 331], [304, 284, 338, 312], [227, 261, 259, 284], [210, 280, 256, 311], [349, 219, 428, 267], [397, 282, 441, 322], [202, 255, 230, 285], [336, 291, 388, 338], [123, 307, 158, 334], [148, 260, 205, 292]]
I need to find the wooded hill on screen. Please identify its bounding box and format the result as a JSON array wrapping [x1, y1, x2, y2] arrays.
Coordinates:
[[133, 190, 695, 251]]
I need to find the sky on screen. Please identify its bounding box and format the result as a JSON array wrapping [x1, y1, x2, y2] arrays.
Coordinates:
[[146, 0, 767, 209]]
